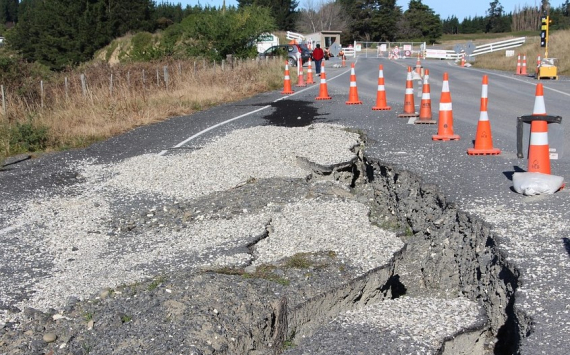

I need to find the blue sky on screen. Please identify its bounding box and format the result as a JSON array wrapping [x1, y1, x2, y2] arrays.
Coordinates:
[[164, 0, 565, 21]]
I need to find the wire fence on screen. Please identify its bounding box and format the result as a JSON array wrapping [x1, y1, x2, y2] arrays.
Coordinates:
[[0, 56, 279, 119]]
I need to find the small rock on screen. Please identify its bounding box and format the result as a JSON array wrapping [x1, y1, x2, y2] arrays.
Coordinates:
[[43, 332, 57, 343], [87, 320, 94, 330], [99, 289, 110, 299]]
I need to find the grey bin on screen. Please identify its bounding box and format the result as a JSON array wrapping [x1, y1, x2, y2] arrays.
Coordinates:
[[517, 115, 565, 161]]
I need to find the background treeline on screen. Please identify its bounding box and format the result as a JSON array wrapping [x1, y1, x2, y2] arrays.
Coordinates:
[[1, 0, 570, 72], [442, 0, 570, 34]]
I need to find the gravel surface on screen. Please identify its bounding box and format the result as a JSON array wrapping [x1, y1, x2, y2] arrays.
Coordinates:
[[0, 122, 489, 354]]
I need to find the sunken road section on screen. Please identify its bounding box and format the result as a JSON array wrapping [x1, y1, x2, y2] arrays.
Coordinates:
[[0, 124, 526, 354]]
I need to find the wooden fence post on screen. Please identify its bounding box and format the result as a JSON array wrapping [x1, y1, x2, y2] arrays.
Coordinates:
[[40, 80, 44, 108], [109, 73, 113, 95], [1, 85, 5, 116], [163, 66, 169, 89], [81, 74, 87, 97]]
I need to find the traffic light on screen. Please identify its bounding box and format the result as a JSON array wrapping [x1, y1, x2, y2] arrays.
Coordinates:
[[540, 16, 549, 47]]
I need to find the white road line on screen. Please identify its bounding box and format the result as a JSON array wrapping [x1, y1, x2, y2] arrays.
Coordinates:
[[158, 67, 352, 156]]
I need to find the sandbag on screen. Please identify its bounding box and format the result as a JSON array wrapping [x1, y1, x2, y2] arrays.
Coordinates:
[[512, 172, 564, 196]]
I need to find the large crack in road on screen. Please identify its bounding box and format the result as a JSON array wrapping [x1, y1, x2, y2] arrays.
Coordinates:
[[0, 124, 527, 354]]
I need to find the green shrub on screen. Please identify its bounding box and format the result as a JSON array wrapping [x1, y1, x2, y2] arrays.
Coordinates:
[[9, 120, 49, 153]]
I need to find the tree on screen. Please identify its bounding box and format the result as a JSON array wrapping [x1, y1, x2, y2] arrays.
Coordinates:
[[396, 0, 441, 43], [339, 0, 402, 42], [0, 0, 18, 25], [442, 15, 460, 34], [238, 0, 299, 30], [296, 0, 348, 34], [486, 0, 510, 33], [166, 6, 275, 60], [7, 0, 156, 70]]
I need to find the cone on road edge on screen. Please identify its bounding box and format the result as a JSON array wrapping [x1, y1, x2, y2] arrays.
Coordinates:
[[520, 54, 528, 76], [398, 66, 418, 118], [416, 69, 436, 124], [281, 61, 294, 94], [296, 57, 306, 87], [372, 65, 391, 111], [515, 54, 522, 75], [432, 72, 460, 141], [342, 55, 346, 67], [346, 63, 363, 105], [415, 53, 422, 75], [315, 62, 331, 100], [306, 59, 315, 84], [467, 75, 501, 155], [527, 83, 551, 174]]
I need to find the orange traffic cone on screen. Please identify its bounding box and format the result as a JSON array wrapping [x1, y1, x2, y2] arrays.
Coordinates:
[[398, 66, 418, 117], [520, 54, 528, 76], [372, 65, 391, 111], [527, 83, 551, 174], [432, 72, 460, 141], [415, 53, 422, 75], [296, 57, 306, 87], [515, 54, 522, 75], [315, 62, 331, 100], [342, 55, 346, 67], [416, 69, 436, 124], [460, 54, 466, 67], [281, 61, 294, 94], [306, 59, 315, 85], [467, 75, 501, 155], [346, 63, 362, 105]]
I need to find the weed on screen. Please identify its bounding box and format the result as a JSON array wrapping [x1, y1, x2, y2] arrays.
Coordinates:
[[121, 314, 132, 323], [284, 253, 313, 269], [147, 275, 167, 291], [83, 312, 94, 321]]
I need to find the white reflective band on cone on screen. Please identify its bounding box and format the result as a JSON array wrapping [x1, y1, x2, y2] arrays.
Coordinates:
[[442, 81, 449, 92], [406, 88, 414, 94], [530, 132, 549, 145], [440, 102, 452, 110], [422, 93, 431, 100], [481, 85, 488, 98], [479, 111, 489, 121], [350, 82, 357, 87], [533, 99, 546, 115], [378, 85, 385, 90]]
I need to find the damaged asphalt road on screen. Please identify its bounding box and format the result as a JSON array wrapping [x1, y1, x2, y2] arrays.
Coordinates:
[[1, 58, 570, 354]]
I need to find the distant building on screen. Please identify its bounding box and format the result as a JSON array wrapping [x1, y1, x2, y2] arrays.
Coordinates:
[[305, 31, 342, 53]]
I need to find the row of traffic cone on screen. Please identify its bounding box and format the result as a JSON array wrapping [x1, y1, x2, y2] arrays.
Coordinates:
[[281, 58, 317, 94], [515, 54, 528, 76], [282, 59, 559, 179]]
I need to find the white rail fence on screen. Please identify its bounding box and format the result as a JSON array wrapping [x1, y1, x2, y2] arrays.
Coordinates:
[[347, 37, 526, 61]]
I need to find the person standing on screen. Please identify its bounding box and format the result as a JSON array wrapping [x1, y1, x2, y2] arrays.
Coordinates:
[[312, 44, 324, 76]]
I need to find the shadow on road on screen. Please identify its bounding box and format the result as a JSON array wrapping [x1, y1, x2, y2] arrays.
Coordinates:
[[257, 100, 328, 127]]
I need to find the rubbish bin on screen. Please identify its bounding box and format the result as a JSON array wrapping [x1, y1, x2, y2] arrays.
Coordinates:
[[517, 115, 564, 160]]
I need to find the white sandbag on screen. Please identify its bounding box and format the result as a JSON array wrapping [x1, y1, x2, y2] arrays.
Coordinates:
[[512, 172, 565, 196]]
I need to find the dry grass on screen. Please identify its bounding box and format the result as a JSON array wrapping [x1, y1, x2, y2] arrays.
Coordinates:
[[0, 57, 285, 160], [472, 29, 570, 75]]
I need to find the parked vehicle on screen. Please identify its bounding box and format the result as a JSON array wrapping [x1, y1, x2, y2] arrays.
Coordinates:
[[258, 44, 312, 66]]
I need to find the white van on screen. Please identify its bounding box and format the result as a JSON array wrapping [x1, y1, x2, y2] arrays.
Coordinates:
[[255, 33, 279, 53]]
